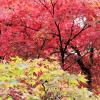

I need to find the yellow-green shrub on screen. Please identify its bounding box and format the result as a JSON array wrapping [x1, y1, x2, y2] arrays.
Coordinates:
[[0, 56, 99, 100]]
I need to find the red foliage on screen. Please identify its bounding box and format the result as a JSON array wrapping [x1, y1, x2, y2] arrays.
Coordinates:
[[0, 0, 100, 93]]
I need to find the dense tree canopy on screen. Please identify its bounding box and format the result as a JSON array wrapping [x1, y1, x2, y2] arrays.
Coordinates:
[[0, 0, 100, 93]]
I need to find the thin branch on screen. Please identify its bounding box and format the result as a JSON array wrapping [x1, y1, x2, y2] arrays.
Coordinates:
[[54, 21, 63, 49], [38, 0, 53, 17], [50, 50, 60, 55], [64, 50, 90, 70], [48, 32, 59, 37], [64, 24, 91, 52], [22, 25, 40, 31], [40, 36, 47, 50], [71, 24, 90, 41], [50, 0, 58, 15]]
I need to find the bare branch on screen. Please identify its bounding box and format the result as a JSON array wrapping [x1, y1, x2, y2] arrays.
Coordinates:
[[64, 24, 91, 53], [64, 50, 90, 70], [50, 0, 58, 14], [38, 0, 53, 17], [71, 24, 90, 41]]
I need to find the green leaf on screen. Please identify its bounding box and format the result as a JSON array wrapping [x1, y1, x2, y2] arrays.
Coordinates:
[[78, 74, 87, 84], [0, 76, 10, 81]]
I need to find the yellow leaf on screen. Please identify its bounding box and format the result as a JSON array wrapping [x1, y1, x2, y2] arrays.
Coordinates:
[[78, 74, 87, 84]]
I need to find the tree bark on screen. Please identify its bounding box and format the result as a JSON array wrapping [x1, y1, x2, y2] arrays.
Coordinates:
[[71, 46, 92, 90]]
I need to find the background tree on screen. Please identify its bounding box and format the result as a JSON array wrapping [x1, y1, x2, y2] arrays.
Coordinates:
[[0, 0, 100, 92]]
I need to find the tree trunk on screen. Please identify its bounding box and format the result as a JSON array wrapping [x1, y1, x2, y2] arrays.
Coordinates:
[[71, 46, 92, 90], [77, 59, 92, 90]]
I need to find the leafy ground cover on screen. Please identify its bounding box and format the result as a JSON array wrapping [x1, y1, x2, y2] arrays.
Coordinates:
[[0, 57, 99, 100]]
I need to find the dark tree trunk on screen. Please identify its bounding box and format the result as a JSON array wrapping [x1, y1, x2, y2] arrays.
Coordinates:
[[71, 46, 92, 90], [77, 58, 92, 90]]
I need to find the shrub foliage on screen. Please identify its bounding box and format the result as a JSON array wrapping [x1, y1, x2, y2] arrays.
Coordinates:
[[0, 57, 99, 100]]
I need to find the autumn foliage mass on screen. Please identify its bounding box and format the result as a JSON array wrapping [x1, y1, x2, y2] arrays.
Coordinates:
[[0, 0, 100, 99]]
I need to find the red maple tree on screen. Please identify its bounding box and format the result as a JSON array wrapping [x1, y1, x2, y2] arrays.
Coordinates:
[[0, 0, 100, 92]]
